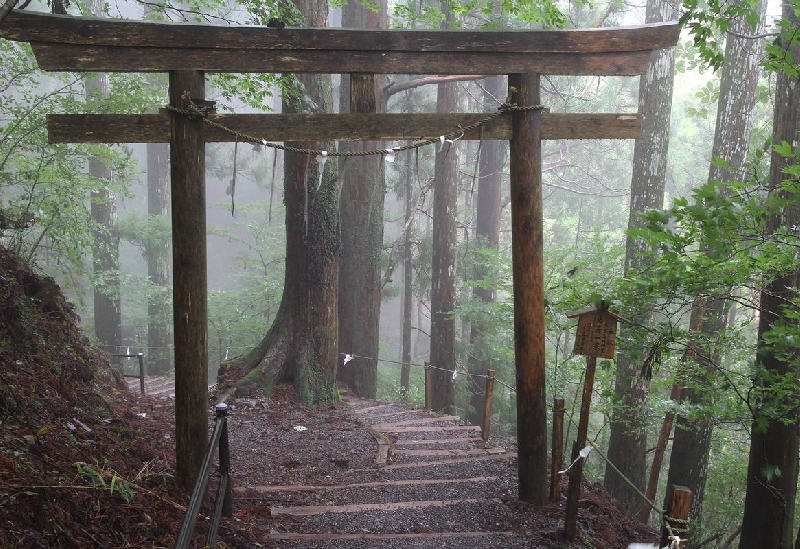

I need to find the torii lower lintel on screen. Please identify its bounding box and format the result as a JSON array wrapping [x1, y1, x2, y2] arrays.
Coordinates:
[[46, 111, 643, 144]]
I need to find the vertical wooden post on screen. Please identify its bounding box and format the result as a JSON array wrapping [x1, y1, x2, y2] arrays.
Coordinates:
[[424, 362, 433, 410], [509, 72, 547, 506], [660, 485, 692, 548], [574, 355, 597, 459], [564, 355, 598, 540], [481, 369, 495, 441], [550, 396, 565, 500], [169, 70, 208, 492]]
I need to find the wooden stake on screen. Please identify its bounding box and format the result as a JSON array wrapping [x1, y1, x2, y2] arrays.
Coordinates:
[[481, 369, 495, 441], [564, 355, 598, 540], [169, 70, 208, 493], [509, 72, 547, 506], [550, 397, 565, 500], [424, 362, 433, 411], [660, 485, 692, 548], [640, 380, 683, 523]]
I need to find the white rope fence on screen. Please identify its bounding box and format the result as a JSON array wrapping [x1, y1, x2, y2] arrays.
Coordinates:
[[339, 352, 516, 393]]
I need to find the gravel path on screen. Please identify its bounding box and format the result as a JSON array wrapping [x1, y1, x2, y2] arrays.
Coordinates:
[[221, 384, 659, 549]]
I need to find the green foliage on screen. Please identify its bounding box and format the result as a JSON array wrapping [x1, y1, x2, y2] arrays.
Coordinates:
[[392, 0, 566, 29], [763, 13, 800, 77], [206, 197, 286, 365], [75, 460, 136, 503], [679, 0, 767, 71], [0, 40, 160, 292]]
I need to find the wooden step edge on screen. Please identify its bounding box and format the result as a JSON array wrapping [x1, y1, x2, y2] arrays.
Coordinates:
[[375, 425, 481, 433], [397, 448, 507, 457], [394, 437, 481, 446], [357, 408, 429, 420], [266, 530, 515, 540], [373, 452, 518, 471], [347, 403, 406, 414], [370, 416, 463, 429], [271, 497, 499, 516], [236, 476, 498, 493]]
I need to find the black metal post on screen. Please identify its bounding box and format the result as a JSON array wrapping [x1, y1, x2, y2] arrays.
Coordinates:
[[174, 403, 228, 549], [216, 403, 233, 517], [137, 353, 145, 394], [206, 403, 233, 547]]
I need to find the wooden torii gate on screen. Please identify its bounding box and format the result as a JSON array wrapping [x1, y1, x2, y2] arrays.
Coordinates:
[[0, 10, 679, 501]]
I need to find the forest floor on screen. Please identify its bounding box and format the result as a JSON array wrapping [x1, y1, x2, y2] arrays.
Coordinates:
[[0, 243, 660, 548]]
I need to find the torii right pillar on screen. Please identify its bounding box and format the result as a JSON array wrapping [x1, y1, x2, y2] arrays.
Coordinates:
[[509, 73, 548, 505]]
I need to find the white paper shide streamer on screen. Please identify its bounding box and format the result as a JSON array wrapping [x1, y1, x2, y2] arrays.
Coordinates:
[[316, 151, 328, 190]]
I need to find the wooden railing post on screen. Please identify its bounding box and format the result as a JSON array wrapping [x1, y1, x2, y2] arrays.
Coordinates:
[[550, 397, 565, 500], [660, 485, 691, 548], [481, 369, 495, 441]]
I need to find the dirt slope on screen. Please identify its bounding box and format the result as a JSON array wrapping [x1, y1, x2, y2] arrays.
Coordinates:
[[0, 245, 248, 548]]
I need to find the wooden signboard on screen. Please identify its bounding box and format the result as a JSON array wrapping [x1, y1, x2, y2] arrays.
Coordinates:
[[573, 310, 618, 359]]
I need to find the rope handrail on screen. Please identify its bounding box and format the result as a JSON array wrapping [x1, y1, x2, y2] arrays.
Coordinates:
[[339, 351, 517, 393], [165, 97, 545, 159]]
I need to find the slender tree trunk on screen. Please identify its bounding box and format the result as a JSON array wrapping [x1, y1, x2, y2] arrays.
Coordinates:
[[604, 0, 675, 513], [739, 6, 800, 547], [218, 0, 339, 405], [401, 145, 415, 392], [429, 75, 458, 413], [664, 2, 766, 542], [147, 141, 172, 374], [85, 20, 121, 357], [467, 74, 506, 425], [336, 0, 387, 399]]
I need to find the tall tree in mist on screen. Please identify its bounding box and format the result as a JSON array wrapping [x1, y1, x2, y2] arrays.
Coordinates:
[[86, 0, 121, 355], [429, 3, 459, 411], [467, 74, 507, 425], [337, 0, 388, 399], [739, 5, 800, 546], [604, 0, 676, 512], [146, 140, 171, 374], [662, 0, 766, 536], [219, 0, 340, 404]]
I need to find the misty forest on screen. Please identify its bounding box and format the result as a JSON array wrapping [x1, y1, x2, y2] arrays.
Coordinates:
[[2, 0, 800, 546]]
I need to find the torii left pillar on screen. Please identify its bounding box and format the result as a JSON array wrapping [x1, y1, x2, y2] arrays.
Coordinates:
[[509, 73, 547, 505], [169, 70, 208, 492]]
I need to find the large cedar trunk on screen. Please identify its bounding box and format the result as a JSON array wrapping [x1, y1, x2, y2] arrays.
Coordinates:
[[663, 1, 765, 538], [336, 0, 387, 399], [604, 0, 675, 513], [219, 0, 339, 405], [429, 77, 458, 413], [467, 75, 506, 425], [146, 141, 172, 375], [739, 6, 800, 546]]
